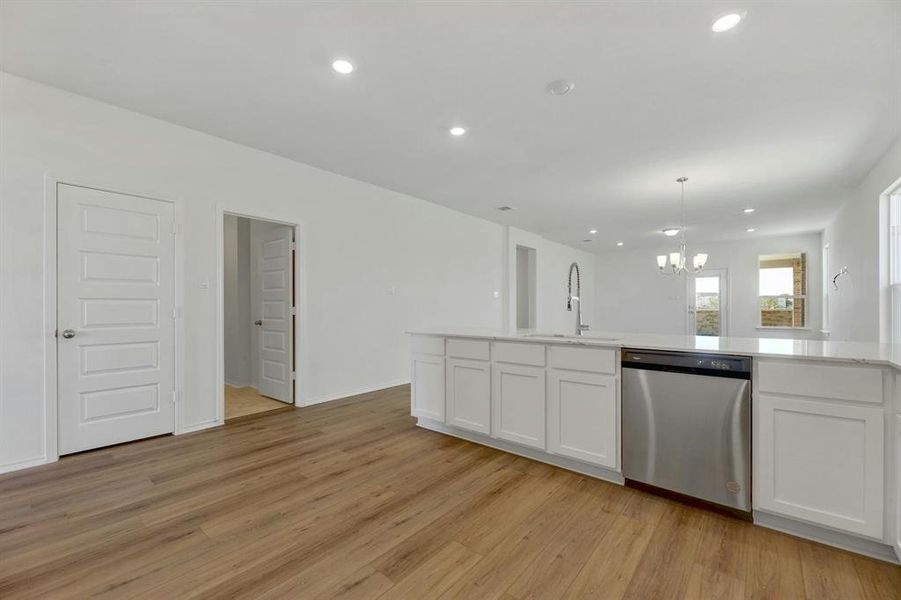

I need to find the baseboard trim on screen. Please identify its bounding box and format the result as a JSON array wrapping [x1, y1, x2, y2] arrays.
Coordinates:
[[180, 419, 223, 434], [416, 418, 625, 486], [224, 379, 250, 389], [754, 510, 900, 565], [0, 455, 51, 474], [302, 379, 410, 407]]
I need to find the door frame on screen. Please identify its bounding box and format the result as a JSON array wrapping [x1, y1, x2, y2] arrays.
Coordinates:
[[688, 268, 730, 336], [215, 206, 304, 423], [43, 175, 185, 464]]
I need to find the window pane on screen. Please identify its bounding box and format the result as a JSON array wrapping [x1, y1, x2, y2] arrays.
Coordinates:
[[694, 276, 721, 336], [695, 276, 719, 294], [759, 267, 793, 295]]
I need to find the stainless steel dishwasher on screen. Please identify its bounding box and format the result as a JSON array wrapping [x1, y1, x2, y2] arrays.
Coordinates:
[[622, 348, 751, 514]]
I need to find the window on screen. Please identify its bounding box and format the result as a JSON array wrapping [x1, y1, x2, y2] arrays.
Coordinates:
[[759, 253, 807, 328], [691, 272, 727, 336], [890, 192, 901, 343], [822, 242, 830, 334]]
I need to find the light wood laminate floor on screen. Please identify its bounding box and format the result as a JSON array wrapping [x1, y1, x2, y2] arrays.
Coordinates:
[[225, 384, 292, 420], [1, 385, 898, 599]]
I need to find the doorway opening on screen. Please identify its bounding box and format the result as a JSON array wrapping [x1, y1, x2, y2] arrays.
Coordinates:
[[515, 245, 537, 330], [223, 214, 296, 421]]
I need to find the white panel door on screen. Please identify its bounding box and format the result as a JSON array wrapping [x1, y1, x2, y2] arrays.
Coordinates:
[[57, 184, 175, 454], [548, 369, 618, 468], [756, 393, 884, 537], [895, 414, 901, 562], [411, 354, 445, 420], [446, 358, 490, 434], [491, 363, 546, 449], [255, 225, 293, 402]]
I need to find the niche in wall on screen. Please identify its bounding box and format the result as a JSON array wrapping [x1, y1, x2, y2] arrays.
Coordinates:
[[516, 245, 537, 329]]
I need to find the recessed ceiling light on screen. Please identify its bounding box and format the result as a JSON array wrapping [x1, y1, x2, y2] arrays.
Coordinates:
[[616, 241, 624, 247], [663, 228, 680, 237], [743, 207, 755, 214], [589, 229, 598, 234], [497, 206, 513, 211], [449, 126, 466, 136], [331, 59, 354, 74], [711, 12, 744, 33], [746, 227, 756, 233], [546, 79, 575, 96]]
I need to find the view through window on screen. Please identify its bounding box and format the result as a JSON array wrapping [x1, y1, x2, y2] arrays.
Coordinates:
[[759, 253, 807, 328], [694, 276, 721, 336]]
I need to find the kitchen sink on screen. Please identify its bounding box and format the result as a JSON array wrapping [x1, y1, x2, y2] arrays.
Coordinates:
[[522, 332, 621, 342]]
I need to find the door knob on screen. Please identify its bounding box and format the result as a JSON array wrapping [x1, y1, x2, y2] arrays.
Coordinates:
[[61, 329, 76, 339], [254, 320, 263, 326]]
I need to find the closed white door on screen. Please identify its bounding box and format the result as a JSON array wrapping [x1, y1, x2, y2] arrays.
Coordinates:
[[548, 369, 618, 468], [254, 224, 293, 402], [756, 393, 884, 537], [411, 354, 445, 420], [446, 357, 490, 434], [895, 413, 901, 562], [491, 363, 546, 449], [57, 184, 176, 454]]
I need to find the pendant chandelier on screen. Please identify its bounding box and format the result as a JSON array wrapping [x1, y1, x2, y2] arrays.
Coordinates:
[[656, 177, 708, 275]]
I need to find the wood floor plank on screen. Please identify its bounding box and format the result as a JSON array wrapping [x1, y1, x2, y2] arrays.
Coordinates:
[[0, 384, 897, 599], [375, 541, 483, 600]]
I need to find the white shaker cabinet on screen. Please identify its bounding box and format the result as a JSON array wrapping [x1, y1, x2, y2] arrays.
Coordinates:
[[756, 393, 884, 538], [492, 362, 546, 449], [446, 357, 491, 434], [895, 413, 901, 561], [548, 369, 618, 469], [410, 336, 445, 421]]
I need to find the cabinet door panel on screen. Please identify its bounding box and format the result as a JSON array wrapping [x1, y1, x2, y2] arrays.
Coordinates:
[[895, 414, 901, 562], [548, 369, 618, 468], [492, 363, 546, 449], [756, 393, 884, 538], [411, 354, 445, 421], [446, 358, 490, 434]]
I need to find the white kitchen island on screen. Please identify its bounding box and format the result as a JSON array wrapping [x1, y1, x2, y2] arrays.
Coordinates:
[[409, 329, 901, 564]]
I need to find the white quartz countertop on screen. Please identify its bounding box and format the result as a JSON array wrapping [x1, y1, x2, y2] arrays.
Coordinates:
[[407, 328, 901, 367]]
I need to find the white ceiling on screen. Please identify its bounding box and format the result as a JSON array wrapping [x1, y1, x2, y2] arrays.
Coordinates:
[[2, 1, 899, 251]]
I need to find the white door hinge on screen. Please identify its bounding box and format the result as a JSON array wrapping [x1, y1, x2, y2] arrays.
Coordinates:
[[290, 306, 296, 316], [172, 223, 182, 235], [172, 390, 178, 404], [291, 371, 296, 381], [290, 241, 296, 251], [172, 307, 182, 319]]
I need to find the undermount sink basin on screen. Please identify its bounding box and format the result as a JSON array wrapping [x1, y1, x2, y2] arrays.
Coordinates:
[[523, 332, 621, 342]]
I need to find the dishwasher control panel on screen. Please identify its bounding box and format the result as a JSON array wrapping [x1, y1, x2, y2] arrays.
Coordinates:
[[622, 349, 751, 379]]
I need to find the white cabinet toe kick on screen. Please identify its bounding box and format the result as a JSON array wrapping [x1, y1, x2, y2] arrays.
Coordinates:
[[409, 334, 901, 564]]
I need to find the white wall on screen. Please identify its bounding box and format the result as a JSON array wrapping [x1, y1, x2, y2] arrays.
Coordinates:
[[223, 214, 252, 387], [822, 136, 901, 342], [593, 233, 824, 339], [506, 227, 597, 334], [0, 73, 591, 472]]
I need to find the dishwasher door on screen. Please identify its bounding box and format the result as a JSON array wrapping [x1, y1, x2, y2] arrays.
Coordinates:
[[622, 365, 751, 511]]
